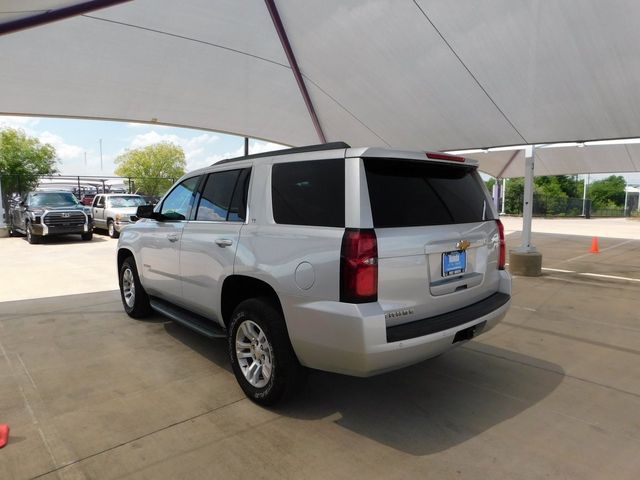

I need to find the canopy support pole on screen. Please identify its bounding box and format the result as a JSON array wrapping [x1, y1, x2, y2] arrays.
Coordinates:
[[0, 175, 6, 233], [501, 178, 506, 214], [265, 0, 326, 143], [509, 145, 542, 276], [520, 146, 536, 253]]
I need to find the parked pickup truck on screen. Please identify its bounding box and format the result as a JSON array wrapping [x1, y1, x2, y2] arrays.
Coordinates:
[[8, 190, 94, 244], [92, 194, 149, 238]]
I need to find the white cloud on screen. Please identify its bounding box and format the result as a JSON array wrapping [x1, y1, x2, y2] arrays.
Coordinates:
[[39, 131, 84, 160], [0, 115, 40, 133]]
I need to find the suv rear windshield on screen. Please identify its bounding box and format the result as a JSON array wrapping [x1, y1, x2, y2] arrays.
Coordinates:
[[272, 159, 344, 227], [363, 158, 492, 228]]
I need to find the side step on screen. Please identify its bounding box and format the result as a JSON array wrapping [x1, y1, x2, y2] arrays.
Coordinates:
[[149, 297, 226, 339]]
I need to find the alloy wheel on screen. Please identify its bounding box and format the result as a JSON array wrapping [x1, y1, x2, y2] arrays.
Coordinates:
[[235, 320, 273, 388]]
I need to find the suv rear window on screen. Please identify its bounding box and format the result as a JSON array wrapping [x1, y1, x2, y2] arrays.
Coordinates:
[[363, 158, 492, 228], [272, 159, 344, 227]]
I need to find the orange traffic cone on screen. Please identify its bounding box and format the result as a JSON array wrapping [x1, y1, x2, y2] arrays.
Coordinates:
[[0, 424, 9, 448], [590, 237, 600, 254]]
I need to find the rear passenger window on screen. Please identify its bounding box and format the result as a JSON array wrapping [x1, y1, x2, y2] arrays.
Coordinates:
[[364, 158, 493, 228], [272, 159, 344, 227], [194, 168, 250, 222], [196, 170, 241, 221]]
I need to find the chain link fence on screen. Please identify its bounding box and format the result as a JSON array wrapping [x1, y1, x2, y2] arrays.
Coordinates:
[[503, 193, 635, 218]]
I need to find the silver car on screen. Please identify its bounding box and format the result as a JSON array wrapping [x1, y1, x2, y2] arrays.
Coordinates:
[[117, 142, 511, 405], [92, 194, 148, 238]]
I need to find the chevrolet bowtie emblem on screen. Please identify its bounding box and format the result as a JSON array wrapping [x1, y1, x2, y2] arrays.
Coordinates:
[[456, 240, 471, 251]]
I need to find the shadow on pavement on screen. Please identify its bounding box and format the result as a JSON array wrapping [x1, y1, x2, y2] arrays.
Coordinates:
[[166, 320, 563, 456]]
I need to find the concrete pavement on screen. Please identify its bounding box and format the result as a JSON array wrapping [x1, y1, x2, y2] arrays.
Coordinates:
[[0, 230, 639, 479]]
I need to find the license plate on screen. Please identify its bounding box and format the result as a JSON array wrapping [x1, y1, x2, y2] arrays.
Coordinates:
[[442, 250, 466, 277]]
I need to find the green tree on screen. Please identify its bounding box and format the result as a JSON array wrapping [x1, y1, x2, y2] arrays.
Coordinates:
[[115, 142, 186, 196], [484, 177, 496, 192], [588, 175, 626, 208], [504, 178, 524, 214], [0, 127, 58, 196]]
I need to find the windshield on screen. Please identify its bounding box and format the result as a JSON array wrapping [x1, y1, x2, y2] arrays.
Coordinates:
[[30, 192, 79, 207], [107, 196, 148, 208]]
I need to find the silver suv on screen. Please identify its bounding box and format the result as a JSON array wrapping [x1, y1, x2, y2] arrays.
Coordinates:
[[117, 142, 511, 405]]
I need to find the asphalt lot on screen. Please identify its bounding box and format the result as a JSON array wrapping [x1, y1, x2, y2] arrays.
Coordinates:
[[1, 220, 639, 479]]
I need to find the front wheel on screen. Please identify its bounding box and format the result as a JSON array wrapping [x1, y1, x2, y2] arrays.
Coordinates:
[[229, 298, 306, 405], [81, 232, 93, 241], [119, 256, 151, 318], [107, 220, 119, 238], [26, 222, 41, 244]]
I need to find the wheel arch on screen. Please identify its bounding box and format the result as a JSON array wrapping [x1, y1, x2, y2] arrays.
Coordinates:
[[117, 247, 136, 272], [221, 275, 284, 329]]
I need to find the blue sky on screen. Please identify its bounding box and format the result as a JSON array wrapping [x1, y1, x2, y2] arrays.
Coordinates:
[[1, 115, 639, 186], [0, 115, 285, 177]]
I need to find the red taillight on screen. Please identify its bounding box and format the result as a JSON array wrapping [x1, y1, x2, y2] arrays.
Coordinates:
[[496, 219, 506, 270], [426, 152, 465, 162], [340, 228, 378, 303]]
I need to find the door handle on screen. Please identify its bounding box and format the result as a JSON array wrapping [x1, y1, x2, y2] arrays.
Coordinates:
[[215, 238, 233, 247], [167, 233, 179, 242]]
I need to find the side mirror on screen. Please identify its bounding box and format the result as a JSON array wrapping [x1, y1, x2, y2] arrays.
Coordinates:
[[136, 204, 155, 219]]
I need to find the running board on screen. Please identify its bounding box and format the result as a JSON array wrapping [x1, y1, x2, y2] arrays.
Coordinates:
[[149, 297, 226, 339]]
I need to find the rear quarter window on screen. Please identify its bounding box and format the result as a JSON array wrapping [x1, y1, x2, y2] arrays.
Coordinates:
[[363, 158, 492, 228], [271, 159, 344, 227]]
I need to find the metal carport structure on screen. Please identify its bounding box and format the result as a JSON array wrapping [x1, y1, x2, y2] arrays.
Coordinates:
[[2, 0, 640, 269]]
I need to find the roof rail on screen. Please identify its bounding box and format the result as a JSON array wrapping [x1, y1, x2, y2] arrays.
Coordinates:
[[214, 141, 351, 165]]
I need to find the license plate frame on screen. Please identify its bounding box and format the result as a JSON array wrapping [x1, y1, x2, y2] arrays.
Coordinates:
[[442, 250, 466, 277]]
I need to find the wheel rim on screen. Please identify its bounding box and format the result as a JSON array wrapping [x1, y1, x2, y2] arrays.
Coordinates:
[[109, 222, 114, 236], [122, 268, 136, 308], [235, 320, 273, 388], [27, 225, 32, 242]]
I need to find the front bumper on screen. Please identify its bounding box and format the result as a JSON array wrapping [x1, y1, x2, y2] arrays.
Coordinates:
[[286, 286, 511, 377]]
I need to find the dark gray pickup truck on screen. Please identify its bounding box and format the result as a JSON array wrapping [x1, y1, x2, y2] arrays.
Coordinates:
[[8, 190, 94, 244]]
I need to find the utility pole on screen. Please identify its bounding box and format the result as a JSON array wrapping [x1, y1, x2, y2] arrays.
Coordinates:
[[99, 138, 103, 171]]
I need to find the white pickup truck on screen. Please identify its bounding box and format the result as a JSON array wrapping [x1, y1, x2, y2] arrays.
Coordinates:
[[91, 194, 148, 238]]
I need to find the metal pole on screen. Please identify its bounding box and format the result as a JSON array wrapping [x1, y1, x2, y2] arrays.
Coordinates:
[[99, 138, 103, 171], [0, 175, 5, 229], [581, 174, 589, 216], [520, 145, 536, 252], [492, 180, 500, 211], [501, 178, 506, 214], [623, 186, 629, 216], [244, 137, 249, 156]]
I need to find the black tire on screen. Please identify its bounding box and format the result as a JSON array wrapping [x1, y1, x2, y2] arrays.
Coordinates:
[[108, 220, 119, 239], [228, 298, 306, 406], [119, 256, 152, 318], [7, 217, 20, 237], [81, 232, 93, 241], [26, 222, 41, 244]]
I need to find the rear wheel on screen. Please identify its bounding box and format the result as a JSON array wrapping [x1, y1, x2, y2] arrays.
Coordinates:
[[108, 220, 119, 238], [228, 298, 306, 405], [119, 256, 151, 318]]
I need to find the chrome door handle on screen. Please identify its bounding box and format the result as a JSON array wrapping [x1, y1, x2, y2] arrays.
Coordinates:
[[215, 238, 233, 247], [167, 233, 179, 242]]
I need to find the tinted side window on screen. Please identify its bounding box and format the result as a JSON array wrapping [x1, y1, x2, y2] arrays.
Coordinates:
[[228, 169, 251, 222], [363, 158, 492, 228], [272, 159, 344, 227], [196, 170, 241, 221], [160, 176, 200, 221]]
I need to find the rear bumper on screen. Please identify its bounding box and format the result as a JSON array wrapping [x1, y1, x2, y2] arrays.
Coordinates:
[[286, 285, 511, 377]]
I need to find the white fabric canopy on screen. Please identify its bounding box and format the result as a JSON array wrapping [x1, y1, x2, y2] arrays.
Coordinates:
[[2, 0, 640, 177]]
